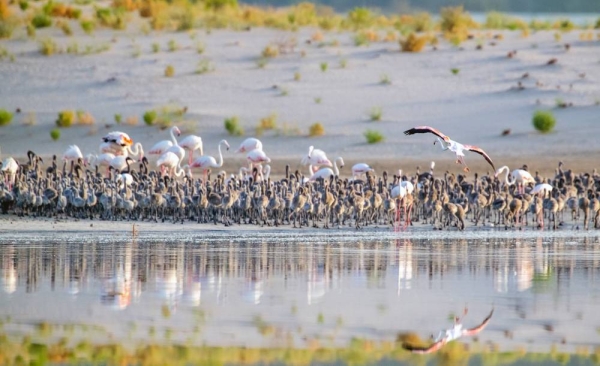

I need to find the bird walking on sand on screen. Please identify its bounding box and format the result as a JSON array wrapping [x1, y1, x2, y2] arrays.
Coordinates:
[[179, 135, 203, 165], [190, 139, 230, 180], [402, 308, 494, 354], [404, 126, 495, 172]]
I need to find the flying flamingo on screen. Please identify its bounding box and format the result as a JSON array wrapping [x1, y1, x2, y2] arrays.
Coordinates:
[[179, 134, 203, 165], [301, 146, 332, 170], [404, 126, 495, 173], [156, 151, 186, 178], [235, 138, 263, 153], [1, 157, 18, 189], [495, 166, 536, 194], [190, 139, 229, 181], [310, 157, 344, 181], [402, 308, 494, 354], [351, 163, 374, 180], [148, 126, 181, 156], [246, 149, 271, 169], [102, 131, 133, 147]]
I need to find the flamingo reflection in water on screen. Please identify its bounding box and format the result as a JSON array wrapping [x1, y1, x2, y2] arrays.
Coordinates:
[[402, 307, 494, 354]]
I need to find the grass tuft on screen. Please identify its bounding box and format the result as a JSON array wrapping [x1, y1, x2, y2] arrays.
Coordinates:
[[364, 129, 384, 143], [50, 128, 61, 141], [56, 110, 75, 127], [308, 122, 325, 137], [39, 37, 59, 56], [224, 116, 244, 136], [164, 65, 175, 77], [399, 32, 429, 52], [369, 106, 382, 121]]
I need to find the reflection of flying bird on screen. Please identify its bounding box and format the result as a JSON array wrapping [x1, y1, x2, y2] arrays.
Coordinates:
[[403, 308, 494, 354], [404, 126, 495, 172]]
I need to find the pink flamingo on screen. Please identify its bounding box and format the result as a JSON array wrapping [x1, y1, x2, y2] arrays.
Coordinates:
[[190, 139, 229, 181], [235, 138, 262, 153]]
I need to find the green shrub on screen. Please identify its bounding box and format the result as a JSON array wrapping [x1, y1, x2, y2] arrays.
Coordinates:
[[346, 7, 373, 30], [50, 128, 61, 141], [308, 122, 325, 137], [320, 62, 328, 72], [0, 108, 13, 126], [26, 23, 35, 37], [196, 58, 214, 74], [364, 129, 384, 143], [532, 110, 556, 133], [18, 0, 29, 11], [32, 13, 52, 28], [39, 37, 58, 56], [259, 113, 277, 130], [114, 114, 122, 124], [369, 106, 382, 121], [0, 18, 16, 39], [164, 64, 175, 77], [143, 110, 157, 125], [451, 68, 460, 75], [80, 19, 95, 34], [224, 116, 244, 136], [56, 110, 75, 127]]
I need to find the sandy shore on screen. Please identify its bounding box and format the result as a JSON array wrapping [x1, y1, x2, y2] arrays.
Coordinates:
[[0, 25, 599, 177]]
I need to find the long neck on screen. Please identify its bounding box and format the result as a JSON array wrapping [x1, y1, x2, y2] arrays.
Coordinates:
[[216, 143, 224, 167], [503, 167, 516, 185], [126, 143, 143, 159], [333, 159, 339, 176], [264, 165, 271, 180], [308, 164, 314, 177], [170, 128, 179, 145]]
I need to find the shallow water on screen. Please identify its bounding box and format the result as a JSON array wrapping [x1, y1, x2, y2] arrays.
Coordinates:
[[2, 232, 600, 364]]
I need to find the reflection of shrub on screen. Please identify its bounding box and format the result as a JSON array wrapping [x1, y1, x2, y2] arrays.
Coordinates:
[[532, 110, 556, 133], [400, 33, 429, 52], [50, 128, 61, 141], [224, 116, 244, 136], [0, 109, 12, 126], [308, 122, 325, 137], [56, 110, 75, 127], [364, 129, 384, 143]]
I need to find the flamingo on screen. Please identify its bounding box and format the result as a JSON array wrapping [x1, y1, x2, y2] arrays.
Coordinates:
[[63, 145, 83, 162], [85, 153, 115, 176], [301, 146, 332, 168], [109, 156, 134, 173], [99, 141, 120, 155], [404, 126, 495, 173], [402, 308, 494, 354], [190, 139, 230, 180], [1, 157, 18, 189], [351, 163, 374, 180], [235, 137, 262, 153], [310, 157, 344, 181], [156, 151, 186, 178], [122, 143, 144, 160], [247, 149, 271, 169], [102, 131, 133, 147], [148, 126, 181, 156], [495, 166, 536, 194], [179, 134, 203, 165]]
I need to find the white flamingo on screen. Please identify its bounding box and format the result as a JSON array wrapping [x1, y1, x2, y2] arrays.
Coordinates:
[[63, 145, 83, 162], [246, 149, 271, 168], [85, 153, 115, 176], [148, 126, 181, 156], [404, 126, 495, 173], [122, 143, 144, 160], [1, 157, 18, 189], [156, 151, 185, 178], [351, 163, 374, 180], [179, 135, 203, 165], [190, 139, 230, 180], [301, 146, 332, 168], [495, 166, 536, 194], [109, 156, 135, 173], [235, 138, 263, 153], [310, 157, 344, 181], [102, 131, 133, 146]]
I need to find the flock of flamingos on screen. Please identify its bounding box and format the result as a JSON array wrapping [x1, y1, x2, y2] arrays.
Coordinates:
[[0, 125, 597, 230]]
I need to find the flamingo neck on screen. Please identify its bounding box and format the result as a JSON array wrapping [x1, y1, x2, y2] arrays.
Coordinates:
[[216, 142, 224, 167], [170, 128, 179, 145], [333, 160, 339, 176]]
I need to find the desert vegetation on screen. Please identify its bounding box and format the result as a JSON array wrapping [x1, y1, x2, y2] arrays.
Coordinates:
[[532, 110, 556, 133]]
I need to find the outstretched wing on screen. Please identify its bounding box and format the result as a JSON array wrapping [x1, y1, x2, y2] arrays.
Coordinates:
[[464, 145, 495, 171], [402, 339, 446, 354], [462, 308, 494, 337], [404, 126, 449, 140]]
